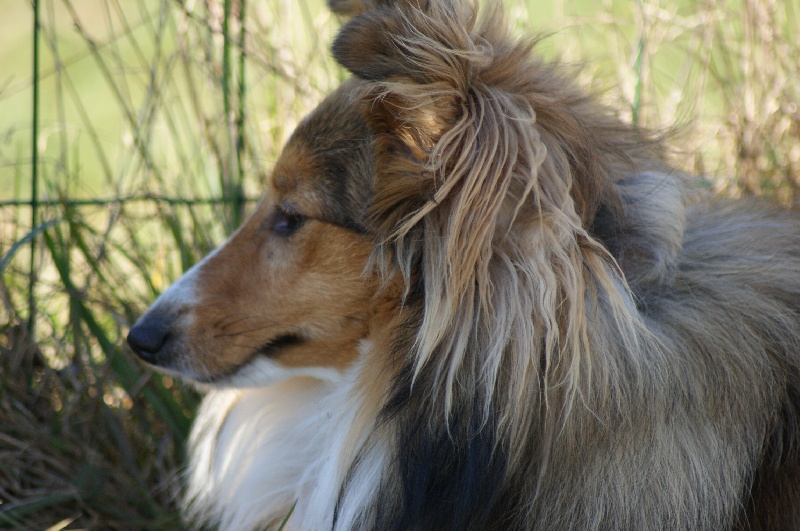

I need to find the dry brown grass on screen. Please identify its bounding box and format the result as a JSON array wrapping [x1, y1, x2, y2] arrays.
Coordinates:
[[0, 323, 189, 529]]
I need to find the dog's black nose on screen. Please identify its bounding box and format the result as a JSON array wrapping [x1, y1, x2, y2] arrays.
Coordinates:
[[127, 319, 169, 364]]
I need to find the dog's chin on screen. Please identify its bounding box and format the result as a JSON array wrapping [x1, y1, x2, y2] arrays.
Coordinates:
[[177, 357, 347, 391]]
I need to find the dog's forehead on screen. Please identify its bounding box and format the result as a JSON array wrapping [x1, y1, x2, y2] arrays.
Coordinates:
[[271, 80, 375, 227]]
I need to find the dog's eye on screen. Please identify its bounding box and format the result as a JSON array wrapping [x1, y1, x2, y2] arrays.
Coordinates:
[[271, 208, 306, 237]]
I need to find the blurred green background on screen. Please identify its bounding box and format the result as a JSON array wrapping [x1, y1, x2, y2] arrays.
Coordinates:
[[1, 0, 798, 528]]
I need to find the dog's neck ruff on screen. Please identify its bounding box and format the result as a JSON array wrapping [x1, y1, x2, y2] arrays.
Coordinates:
[[183, 345, 381, 530]]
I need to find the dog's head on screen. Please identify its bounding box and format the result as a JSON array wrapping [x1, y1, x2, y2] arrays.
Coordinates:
[[128, 0, 674, 391], [126, 78, 383, 385]]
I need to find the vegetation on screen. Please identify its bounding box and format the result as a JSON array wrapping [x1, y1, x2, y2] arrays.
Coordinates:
[[0, 0, 797, 528]]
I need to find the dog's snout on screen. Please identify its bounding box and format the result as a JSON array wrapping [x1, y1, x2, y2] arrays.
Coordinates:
[[127, 318, 170, 364]]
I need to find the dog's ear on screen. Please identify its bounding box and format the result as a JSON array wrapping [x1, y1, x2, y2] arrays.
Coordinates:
[[332, 0, 483, 244], [331, 1, 438, 81]]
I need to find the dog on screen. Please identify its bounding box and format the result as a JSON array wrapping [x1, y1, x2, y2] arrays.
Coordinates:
[[127, 0, 800, 528]]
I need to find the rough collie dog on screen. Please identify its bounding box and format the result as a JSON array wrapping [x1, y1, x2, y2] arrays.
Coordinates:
[[127, 0, 800, 528]]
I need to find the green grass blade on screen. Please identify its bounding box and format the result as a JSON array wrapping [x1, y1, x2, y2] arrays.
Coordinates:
[[0, 219, 62, 273]]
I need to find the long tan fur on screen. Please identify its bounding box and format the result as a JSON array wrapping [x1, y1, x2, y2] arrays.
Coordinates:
[[336, 1, 800, 528]]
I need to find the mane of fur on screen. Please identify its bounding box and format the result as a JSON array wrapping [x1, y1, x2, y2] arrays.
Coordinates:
[[184, 1, 800, 529]]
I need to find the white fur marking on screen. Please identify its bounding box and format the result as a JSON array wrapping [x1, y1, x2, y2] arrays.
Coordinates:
[[215, 357, 345, 388], [184, 341, 385, 531]]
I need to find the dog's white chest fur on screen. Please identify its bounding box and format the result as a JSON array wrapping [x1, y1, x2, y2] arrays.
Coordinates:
[[183, 360, 382, 531]]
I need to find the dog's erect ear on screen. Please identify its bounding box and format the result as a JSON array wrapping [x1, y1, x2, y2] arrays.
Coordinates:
[[330, 0, 481, 164], [331, 0, 481, 234], [331, 7, 405, 81], [331, 1, 441, 81]]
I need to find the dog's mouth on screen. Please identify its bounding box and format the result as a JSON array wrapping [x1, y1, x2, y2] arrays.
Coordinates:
[[190, 332, 308, 386], [255, 333, 306, 358]]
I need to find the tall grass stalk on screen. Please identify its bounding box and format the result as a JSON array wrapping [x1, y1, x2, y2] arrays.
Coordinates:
[[221, 0, 237, 229], [237, 0, 248, 223], [631, 0, 645, 127], [220, 0, 248, 230], [28, 0, 41, 338]]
